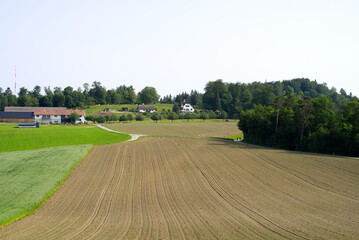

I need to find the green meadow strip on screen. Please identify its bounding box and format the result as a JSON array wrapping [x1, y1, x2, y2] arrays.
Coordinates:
[[0, 124, 131, 153], [0, 144, 92, 227]]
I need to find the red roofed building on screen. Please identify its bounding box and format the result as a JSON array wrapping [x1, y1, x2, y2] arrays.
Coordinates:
[[34, 109, 86, 124]]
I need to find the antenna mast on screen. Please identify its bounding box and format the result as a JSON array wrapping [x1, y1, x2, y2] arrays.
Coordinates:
[[14, 65, 17, 95]]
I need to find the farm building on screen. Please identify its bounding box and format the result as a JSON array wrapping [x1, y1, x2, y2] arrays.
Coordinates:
[[0, 107, 86, 124], [137, 106, 156, 113], [34, 109, 86, 124], [180, 103, 194, 114], [0, 111, 35, 123]]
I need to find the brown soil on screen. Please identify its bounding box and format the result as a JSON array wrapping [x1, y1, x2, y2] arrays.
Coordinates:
[[104, 121, 242, 138], [1, 137, 358, 239]]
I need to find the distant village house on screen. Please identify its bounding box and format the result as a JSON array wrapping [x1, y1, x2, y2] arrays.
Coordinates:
[[137, 106, 156, 113], [180, 102, 194, 114]]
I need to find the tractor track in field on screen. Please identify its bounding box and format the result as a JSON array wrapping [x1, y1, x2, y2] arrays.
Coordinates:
[[1, 133, 359, 239]]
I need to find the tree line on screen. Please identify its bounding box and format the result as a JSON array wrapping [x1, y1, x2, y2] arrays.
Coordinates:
[[1, 78, 353, 116], [238, 94, 359, 157], [0, 82, 160, 110]]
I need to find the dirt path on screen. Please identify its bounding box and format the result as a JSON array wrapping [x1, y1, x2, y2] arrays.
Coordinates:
[[1, 137, 358, 239], [96, 124, 145, 142]]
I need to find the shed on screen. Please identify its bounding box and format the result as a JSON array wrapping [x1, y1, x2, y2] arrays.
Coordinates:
[[18, 122, 39, 128]]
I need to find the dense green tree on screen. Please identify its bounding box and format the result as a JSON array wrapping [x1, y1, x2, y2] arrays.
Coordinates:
[[17, 87, 28, 106], [160, 95, 173, 104], [4, 88, 12, 96], [31, 85, 41, 98], [119, 114, 127, 122], [89, 81, 107, 104], [135, 114, 145, 121], [150, 112, 161, 123], [294, 97, 314, 144], [85, 115, 96, 123], [138, 86, 159, 104], [69, 112, 80, 123], [126, 114, 133, 121], [117, 85, 137, 104], [172, 103, 180, 114], [190, 90, 203, 106], [106, 90, 121, 105], [53, 87, 65, 107], [96, 115, 106, 123], [167, 112, 178, 122]]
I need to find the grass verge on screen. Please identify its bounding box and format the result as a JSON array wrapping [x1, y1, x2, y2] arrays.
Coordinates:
[[226, 134, 244, 140], [0, 144, 92, 227]]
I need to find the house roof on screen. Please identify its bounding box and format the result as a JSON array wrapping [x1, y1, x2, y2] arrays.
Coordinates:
[[33, 109, 86, 116], [4, 106, 67, 112], [0, 111, 34, 118], [137, 106, 156, 110]]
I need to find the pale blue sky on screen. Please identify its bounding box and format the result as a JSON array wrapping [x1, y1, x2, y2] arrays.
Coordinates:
[[1, 0, 358, 97]]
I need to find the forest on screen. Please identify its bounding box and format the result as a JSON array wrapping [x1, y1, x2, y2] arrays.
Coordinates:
[[1, 78, 358, 156]]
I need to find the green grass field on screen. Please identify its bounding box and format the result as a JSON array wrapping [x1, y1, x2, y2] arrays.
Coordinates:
[[0, 124, 131, 153], [0, 144, 92, 227]]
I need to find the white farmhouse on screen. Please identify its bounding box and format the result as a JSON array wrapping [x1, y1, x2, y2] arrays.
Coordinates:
[[34, 109, 86, 124], [180, 103, 194, 114]]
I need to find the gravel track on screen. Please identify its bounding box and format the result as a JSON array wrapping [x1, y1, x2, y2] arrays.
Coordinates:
[[1, 137, 358, 239], [96, 124, 145, 142]]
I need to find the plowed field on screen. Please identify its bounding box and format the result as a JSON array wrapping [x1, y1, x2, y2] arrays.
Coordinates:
[[104, 121, 241, 138], [1, 137, 358, 239]]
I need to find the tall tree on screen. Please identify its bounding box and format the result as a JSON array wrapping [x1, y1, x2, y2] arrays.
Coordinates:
[[294, 97, 314, 144], [138, 86, 159, 104], [31, 85, 41, 98], [53, 87, 65, 107], [89, 81, 107, 104]]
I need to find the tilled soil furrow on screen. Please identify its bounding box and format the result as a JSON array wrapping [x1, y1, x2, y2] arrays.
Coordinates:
[[54, 145, 117, 240], [163, 140, 241, 239], [151, 142, 185, 240], [88, 145, 127, 239], [105, 146, 133, 239], [75, 145, 123, 239], [191, 141, 306, 239], [175, 139, 278, 240]]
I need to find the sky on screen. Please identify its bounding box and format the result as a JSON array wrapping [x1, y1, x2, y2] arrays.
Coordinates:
[[1, 0, 358, 97]]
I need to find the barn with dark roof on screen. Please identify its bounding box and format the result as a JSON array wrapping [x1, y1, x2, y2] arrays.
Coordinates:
[[0, 112, 35, 123]]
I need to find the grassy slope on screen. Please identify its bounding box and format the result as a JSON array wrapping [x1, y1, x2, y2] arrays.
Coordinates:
[[0, 124, 131, 153], [0, 144, 92, 227], [85, 103, 173, 115]]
